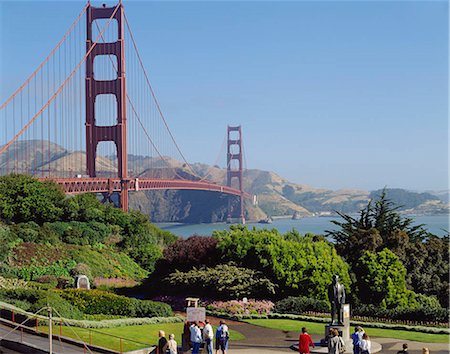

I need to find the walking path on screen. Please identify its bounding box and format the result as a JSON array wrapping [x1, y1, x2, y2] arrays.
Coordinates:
[[213, 319, 450, 354], [0, 322, 110, 354]]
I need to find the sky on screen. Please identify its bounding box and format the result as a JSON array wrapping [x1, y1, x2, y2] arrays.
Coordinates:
[[0, 0, 448, 192]]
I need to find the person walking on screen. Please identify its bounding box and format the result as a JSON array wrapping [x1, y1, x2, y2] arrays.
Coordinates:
[[167, 334, 178, 354], [158, 330, 168, 354], [351, 326, 363, 354], [360, 333, 371, 354], [190, 322, 202, 354], [328, 328, 345, 354], [216, 320, 229, 354], [299, 327, 315, 354], [203, 319, 214, 354]]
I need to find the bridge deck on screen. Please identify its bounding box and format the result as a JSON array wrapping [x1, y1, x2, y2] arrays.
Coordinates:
[[40, 177, 250, 198]]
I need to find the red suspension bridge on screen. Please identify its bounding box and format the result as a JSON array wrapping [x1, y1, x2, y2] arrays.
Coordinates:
[[0, 2, 249, 223]]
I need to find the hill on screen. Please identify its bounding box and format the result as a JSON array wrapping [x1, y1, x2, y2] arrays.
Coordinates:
[[2, 140, 448, 221]]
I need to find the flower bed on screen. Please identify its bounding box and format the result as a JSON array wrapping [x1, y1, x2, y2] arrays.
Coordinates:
[[206, 300, 274, 316]]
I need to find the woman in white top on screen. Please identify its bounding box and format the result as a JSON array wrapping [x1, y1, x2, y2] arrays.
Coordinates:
[[360, 333, 371, 354], [166, 333, 177, 354]]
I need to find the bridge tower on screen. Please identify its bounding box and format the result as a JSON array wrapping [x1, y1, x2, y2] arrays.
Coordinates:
[[85, 3, 129, 211], [226, 125, 245, 224]]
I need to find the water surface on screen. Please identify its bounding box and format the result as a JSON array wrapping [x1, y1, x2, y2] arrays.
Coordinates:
[[156, 214, 449, 238]]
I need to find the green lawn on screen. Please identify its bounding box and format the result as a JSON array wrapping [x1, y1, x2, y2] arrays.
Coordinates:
[[40, 323, 245, 352], [245, 319, 450, 343]]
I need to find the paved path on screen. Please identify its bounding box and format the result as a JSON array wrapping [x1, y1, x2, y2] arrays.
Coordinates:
[[0, 323, 106, 354], [220, 320, 450, 354]]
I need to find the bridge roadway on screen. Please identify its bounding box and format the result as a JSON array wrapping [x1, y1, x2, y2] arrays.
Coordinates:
[[39, 177, 250, 198]]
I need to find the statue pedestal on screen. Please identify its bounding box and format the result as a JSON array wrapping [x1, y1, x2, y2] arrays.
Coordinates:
[[320, 304, 350, 346], [303, 303, 383, 353]]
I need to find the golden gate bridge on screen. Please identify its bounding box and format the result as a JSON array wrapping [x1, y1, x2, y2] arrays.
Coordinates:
[[0, 2, 249, 223]]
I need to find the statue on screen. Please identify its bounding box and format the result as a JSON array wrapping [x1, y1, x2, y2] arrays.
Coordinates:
[[328, 274, 345, 325]]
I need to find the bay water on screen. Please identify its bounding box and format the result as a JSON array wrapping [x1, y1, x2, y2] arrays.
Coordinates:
[[156, 214, 449, 238]]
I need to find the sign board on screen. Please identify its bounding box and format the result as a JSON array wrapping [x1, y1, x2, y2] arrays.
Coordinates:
[[343, 304, 350, 319], [186, 307, 206, 322]]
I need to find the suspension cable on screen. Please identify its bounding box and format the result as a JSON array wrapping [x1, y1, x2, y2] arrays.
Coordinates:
[[123, 12, 200, 178], [93, 21, 185, 180], [0, 2, 89, 112], [0, 3, 121, 157]]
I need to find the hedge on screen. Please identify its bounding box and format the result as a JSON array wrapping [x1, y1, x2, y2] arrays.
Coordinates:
[[0, 300, 183, 329], [274, 296, 329, 314], [57, 289, 173, 318], [274, 296, 448, 325]]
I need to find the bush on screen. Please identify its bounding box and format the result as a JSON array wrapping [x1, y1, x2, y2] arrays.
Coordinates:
[[0, 288, 83, 319], [70, 263, 92, 280], [10, 260, 76, 281], [0, 224, 20, 262], [57, 289, 173, 318], [36, 275, 58, 287], [161, 236, 219, 272], [274, 296, 330, 314], [165, 264, 277, 299]]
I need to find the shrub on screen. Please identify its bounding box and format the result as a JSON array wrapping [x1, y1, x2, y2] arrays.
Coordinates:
[[11, 260, 76, 281], [30, 291, 84, 319], [165, 264, 277, 299], [57, 289, 173, 318], [0, 224, 20, 262], [70, 263, 92, 280], [0, 288, 83, 319], [274, 296, 330, 314], [36, 275, 58, 287], [161, 236, 219, 272]]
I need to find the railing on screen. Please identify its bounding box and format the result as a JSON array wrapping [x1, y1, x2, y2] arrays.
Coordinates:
[[0, 303, 154, 353]]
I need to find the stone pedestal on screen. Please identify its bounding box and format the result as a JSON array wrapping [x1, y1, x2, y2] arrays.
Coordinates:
[[321, 304, 350, 345]]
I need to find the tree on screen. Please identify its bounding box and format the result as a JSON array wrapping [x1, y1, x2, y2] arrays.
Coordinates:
[[327, 190, 429, 260], [354, 248, 411, 308], [0, 174, 65, 224], [326, 190, 449, 308], [214, 226, 351, 300]]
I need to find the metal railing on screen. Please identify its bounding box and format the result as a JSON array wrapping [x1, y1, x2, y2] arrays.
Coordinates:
[[0, 302, 154, 353]]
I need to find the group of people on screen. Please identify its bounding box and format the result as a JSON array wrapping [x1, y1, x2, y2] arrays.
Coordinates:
[[351, 326, 371, 354], [158, 331, 178, 354], [157, 319, 230, 354], [299, 326, 431, 354]]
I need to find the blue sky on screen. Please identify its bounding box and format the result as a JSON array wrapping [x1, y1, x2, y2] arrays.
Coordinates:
[[1, 1, 448, 191]]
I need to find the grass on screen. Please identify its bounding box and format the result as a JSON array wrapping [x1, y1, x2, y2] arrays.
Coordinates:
[[40, 323, 245, 352], [245, 319, 450, 343]]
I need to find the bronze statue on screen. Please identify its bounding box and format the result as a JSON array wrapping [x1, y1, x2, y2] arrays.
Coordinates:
[[328, 274, 346, 325]]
